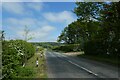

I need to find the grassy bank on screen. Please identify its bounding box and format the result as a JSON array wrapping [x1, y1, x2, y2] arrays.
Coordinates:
[[77, 53, 119, 67], [25, 49, 47, 78]]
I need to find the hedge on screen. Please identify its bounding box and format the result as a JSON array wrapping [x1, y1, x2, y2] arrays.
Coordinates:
[[83, 39, 109, 56], [2, 40, 35, 79], [53, 44, 81, 52]]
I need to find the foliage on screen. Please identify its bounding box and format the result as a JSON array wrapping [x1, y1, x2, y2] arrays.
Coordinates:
[[74, 2, 101, 21], [58, 2, 120, 57], [16, 66, 35, 78], [25, 50, 47, 78], [2, 40, 35, 79], [58, 20, 100, 44], [32, 42, 64, 49], [0, 30, 5, 41], [98, 2, 120, 56], [84, 39, 106, 55], [53, 44, 81, 52]]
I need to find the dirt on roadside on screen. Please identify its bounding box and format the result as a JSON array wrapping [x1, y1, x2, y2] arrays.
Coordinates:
[[63, 52, 84, 56]]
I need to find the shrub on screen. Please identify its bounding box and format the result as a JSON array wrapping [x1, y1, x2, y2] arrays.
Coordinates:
[[16, 66, 35, 78], [53, 44, 81, 52], [83, 40, 106, 55], [2, 40, 35, 79]]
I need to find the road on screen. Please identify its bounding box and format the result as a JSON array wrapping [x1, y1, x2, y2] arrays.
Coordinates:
[[45, 50, 119, 79]]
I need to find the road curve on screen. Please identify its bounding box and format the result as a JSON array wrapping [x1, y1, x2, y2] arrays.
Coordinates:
[[45, 50, 119, 79]]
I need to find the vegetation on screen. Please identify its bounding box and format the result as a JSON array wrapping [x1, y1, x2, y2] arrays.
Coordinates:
[[1, 28, 47, 79], [2, 40, 35, 79], [25, 48, 47, 78], [23, 25, 33, 41], [53, 44, 81, 52], [31, 42, 64, 50], [1, 2, 120, 79], [58, 2, 120, 64], [77, 54, 119, 66]]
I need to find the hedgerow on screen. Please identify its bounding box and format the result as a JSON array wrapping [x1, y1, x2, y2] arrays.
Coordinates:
[[2, 40, 35, 79], [53, 44, 81, 52]]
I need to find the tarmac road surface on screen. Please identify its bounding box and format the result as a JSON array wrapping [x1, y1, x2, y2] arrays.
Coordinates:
[[45, 50, 119, 79]]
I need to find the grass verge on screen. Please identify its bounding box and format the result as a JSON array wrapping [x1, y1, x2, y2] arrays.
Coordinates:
[[77, 53, 120, 67], [25, 49, 47, 78]]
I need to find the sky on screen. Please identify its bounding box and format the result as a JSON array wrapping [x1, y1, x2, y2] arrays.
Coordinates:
[[2, 2, 77, 42]]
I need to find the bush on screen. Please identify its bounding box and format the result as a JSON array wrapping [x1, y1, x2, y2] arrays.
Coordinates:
[[2, 40, 35, 79], [9, 40, 35, 61], [53, 44, 81, 52], [16, 66, 35, 78], [84, 40, 106, 55]]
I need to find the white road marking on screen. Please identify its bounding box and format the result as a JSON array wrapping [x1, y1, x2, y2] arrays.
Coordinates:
[[53, 52, 99, 77], [68, 60, 98, 76]]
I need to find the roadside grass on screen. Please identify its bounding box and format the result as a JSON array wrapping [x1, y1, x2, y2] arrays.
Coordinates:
[[25, 49, 47, 78], [77, 52, 120, 67], [54, 50, 119, 67]]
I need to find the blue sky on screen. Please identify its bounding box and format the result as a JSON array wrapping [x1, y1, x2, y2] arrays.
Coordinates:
[[2, 2, 77, 42]]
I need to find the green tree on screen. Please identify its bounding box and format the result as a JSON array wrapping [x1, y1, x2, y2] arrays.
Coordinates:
[[58, 2, 120, 56], [98, 2, 120, 56], [74, 2, 101, 22]]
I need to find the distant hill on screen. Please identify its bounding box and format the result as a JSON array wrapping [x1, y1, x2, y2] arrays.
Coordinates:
[[30, 42, 65, 48]]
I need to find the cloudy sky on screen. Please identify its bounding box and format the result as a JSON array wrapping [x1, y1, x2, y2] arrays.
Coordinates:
[[2, 2, 77, 42]]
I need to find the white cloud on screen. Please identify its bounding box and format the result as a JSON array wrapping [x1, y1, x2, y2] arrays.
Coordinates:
[[4, 17, 46, 28], [43, 11, 76, 24], [2, 3, 77, 42], [27, 2, 43, 11], [2, 0, 42, 2], [3, 17, 56, 41], [3, 10, 77, 42], [40, 25, 55, 32], [2, 2, 25, 15], [2, 2, 44, 15], [29, 25, 55, 38], [17, 25, 56, 42], [2, 0, 84, 2]]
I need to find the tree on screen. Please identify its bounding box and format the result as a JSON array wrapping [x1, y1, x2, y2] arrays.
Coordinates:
[[98, 2, 120, 56], [58, 2, 120, 56], [23, 25, 33, 41], [58, 19, 100, 48], [74, 2, 101, 22], [0, 30, 5, 41]]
